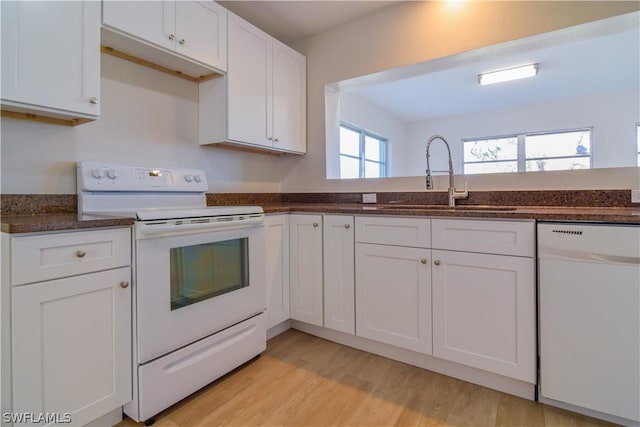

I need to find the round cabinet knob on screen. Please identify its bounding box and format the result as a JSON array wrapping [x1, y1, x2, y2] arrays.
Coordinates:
[[75, 250, 86, 258], [119, 281, 129, 289], [91, 169, 104, 179], [273, 137, 280, 142], [179, 39, 186, 45], [184, 174, 193, 182], [420, 258, 427, 264], [89, 97, 99, 105], [434, 260, 441, 266], [313, 223, 319, 228], [106, 169, 117, 179], [193, 175, 202, 183], [344, 224, 350, 229], [169, 34, 175, 41]]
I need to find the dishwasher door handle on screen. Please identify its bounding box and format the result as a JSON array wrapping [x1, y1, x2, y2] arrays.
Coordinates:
[[540, 247, 640, 265]]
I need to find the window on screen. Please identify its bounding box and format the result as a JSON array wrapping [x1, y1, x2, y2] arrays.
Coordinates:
[[339, 123, 387, 178], [463, 128, 592, 174]]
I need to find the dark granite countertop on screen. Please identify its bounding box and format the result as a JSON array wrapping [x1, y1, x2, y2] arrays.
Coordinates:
[[2, 202, 640, 234], [1, 213, 134, 234], [262, 203, 640, 224]]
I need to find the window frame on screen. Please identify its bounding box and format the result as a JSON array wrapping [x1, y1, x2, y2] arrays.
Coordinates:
[[636, 122, 640, 166], [462, 127, 593, 174], [339, 122, 388, 179]]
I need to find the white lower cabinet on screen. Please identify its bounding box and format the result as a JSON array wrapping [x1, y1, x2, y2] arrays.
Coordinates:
[[265, 215, 290, 329], [4, 228, 132, 426], [355, 243, 432, 354], [289, 214, 323, 326], [323, 215, 355, 335], [431, 249, 536, 382], [12, 268, 132, 425], [430, 218, 536, 383]]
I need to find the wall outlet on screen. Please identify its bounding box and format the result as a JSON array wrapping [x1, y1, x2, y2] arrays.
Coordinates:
[[632, 189, 640, 203], [362, 193, 377, 204]]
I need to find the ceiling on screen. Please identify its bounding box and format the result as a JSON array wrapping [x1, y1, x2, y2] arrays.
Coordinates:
[[218, 1, 398, 44], [349, 27, 640, 122]]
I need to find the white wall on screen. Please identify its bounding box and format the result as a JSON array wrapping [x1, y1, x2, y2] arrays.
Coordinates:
[[283, 1, 640, 192], [0, 54, 283, 194], [400, 89, 640, 177]]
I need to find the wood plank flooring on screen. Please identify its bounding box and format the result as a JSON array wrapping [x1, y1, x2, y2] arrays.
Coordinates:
[[118, 329, 618, 427]]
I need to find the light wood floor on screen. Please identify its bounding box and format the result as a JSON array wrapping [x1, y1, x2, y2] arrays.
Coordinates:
[[118, 329, 618, 427]]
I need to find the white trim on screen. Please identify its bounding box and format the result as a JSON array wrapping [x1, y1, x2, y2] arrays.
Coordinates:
[[290, 320, 535, 400]]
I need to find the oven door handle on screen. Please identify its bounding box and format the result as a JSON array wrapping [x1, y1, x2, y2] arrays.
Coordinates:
[[136, 215, 265, 237]]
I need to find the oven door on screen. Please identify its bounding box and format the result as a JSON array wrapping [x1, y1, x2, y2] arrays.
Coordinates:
[[135, 223, 265, 363]]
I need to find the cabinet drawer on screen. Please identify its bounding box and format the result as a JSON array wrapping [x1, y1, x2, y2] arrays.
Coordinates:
[[432, 219, 534, 257], [11, 228, 131, 286], [355, 216, 431, 248]]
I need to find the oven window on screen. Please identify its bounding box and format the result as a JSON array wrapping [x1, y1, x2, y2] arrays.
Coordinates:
[[170, 238, 249, 310]]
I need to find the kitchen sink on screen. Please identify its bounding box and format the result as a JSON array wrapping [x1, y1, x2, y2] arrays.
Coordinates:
[[373, 204, 517, 211]]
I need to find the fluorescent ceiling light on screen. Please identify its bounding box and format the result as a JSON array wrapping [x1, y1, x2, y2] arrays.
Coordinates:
[[478, 63, 539, 85]]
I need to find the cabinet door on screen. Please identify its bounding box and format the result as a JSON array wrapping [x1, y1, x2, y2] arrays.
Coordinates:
[[1, 0, 100, 117], [175, 1, 227, 70], [323, 215, 355, 334], [272, 39, 306, 154], [227, 12, 272, 147], [265, 215, 290, 329], [11, 267, 132, 425], [355, 243, 432, 354], [102, 1, 175, 51], [290, 215, 323, 326], [432, 250, 535, 382]]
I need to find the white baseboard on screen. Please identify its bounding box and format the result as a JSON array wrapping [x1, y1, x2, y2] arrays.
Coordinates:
[[290, 320, 535, 401], [267, 320, 291, 340], [85, 408, 123, 427]]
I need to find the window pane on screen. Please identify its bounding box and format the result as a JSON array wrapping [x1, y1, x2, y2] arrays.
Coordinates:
[[364, 136, 382, 161], [525, 130, 590, 159], [364, 160, 384, 178], [464, 161, 517, 174], [340, 126, 360, 157], [526, 157, 590, 172], [340, 155, 360, 179], [464, 138, 517, 163], [170, 239, 248, 311]]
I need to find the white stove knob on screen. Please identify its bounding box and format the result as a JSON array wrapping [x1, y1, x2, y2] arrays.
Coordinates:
[[184, 174, 193, 182], [91, 168, 104, 179], [106, 169, 117, 179], [193, 175, 202, 183]]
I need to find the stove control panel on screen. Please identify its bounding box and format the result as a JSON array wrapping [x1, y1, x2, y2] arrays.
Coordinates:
[[78, 162, 208, 192]]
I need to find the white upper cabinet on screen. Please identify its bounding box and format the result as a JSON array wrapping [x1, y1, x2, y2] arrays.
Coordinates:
[[271, 39, 307, 153], [1, 0, 101, 125], [226, 13, 272, 146], [102, 0, 227, 79], [199, 12, 306, 155], [175, 2, 227, 71], [102, 1, 175, 51]]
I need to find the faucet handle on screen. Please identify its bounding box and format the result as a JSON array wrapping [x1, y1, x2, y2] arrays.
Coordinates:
[[455, 182, 469, 197]]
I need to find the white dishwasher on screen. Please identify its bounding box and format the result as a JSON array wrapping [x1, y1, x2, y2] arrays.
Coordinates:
[[538, 222, 640, 426]]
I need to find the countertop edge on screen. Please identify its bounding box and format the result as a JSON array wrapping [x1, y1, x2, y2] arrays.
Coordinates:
[[2, 204, 639, 234]]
